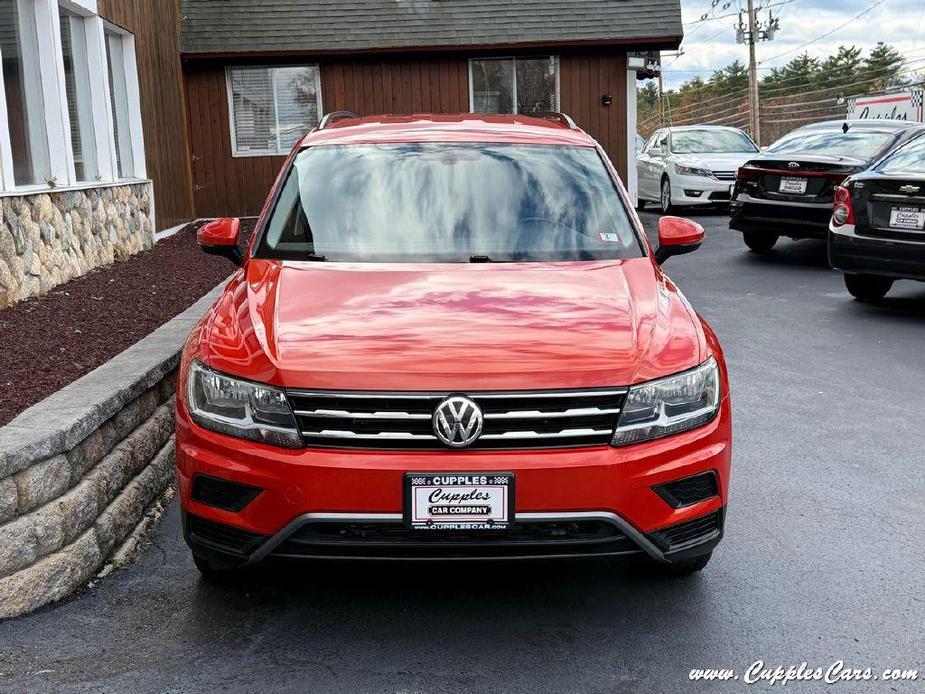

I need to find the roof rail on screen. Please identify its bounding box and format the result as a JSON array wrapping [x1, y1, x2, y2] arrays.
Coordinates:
[[318, 111, 359, 130], [532, 111, 578, 130]]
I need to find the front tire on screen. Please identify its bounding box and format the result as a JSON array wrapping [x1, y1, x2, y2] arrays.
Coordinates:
[[193, 554, 245, 585], [660, 178, 674, 214], [743, 230, 778, 254], [656, 552, 712, 576], [844, 273, 893, 302]]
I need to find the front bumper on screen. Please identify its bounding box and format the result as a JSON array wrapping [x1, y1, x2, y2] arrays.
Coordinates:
[[730, 195, 832, 239], [672, 174, 736, 206], [829, 223, 925, 281], [175, 398, 731, 566]]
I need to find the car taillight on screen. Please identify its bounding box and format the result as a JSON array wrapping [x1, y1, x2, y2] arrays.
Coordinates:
[[832, 186, 855, 226], [736, 166, 761, 182]]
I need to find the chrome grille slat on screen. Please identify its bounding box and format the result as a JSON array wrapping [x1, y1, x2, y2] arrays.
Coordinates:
[[484, 407, 621, 420], [302, 430, 438, 441], [480, 429, 614, 440], [286, 388, 627, 450], [293, 409, 432, 420]]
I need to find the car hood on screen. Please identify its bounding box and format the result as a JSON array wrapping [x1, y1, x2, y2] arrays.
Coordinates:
[[675, 152, 755, 171], [196, 258, 706, 391]]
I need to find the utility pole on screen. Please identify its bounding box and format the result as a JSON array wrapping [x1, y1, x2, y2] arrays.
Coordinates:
[[737, 5, 779, 146], [658, 61, 665, 127], [746, 0, 760, 144]]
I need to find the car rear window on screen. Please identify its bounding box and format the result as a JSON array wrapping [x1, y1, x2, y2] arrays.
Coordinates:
[[256, 143, 645, 263], [766, 128, 894, 161], [877, 135, 925, 175]]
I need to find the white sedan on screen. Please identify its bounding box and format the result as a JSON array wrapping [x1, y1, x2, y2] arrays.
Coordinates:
[[637, 126, 759, 213]]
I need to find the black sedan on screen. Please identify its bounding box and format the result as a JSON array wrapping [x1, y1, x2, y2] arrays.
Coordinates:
[[829, 132, 925, 302], [730, 120, 925, 253]]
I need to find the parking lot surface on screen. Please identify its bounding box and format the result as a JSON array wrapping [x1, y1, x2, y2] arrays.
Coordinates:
[[1, 210, 923, 693]]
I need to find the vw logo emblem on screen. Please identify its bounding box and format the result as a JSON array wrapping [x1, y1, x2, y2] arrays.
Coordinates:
[[788, 162, 800, 170], [432, 395, 483, 449]]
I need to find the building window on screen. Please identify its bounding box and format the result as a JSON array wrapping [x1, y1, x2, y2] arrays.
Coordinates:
[[105, 29, 135, 178], [227, 65, 322, 157], [59, 6, 97, 181], [470, 57, 558, 115], [0, 0, 50, 186]]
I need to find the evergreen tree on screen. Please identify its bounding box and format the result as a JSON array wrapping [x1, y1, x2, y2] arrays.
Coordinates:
[[863, 42, 904, 91]]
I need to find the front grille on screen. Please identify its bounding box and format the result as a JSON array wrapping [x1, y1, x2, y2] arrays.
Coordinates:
[[192, 474, 263, 512], [713, 171, 737, 181], [648, 511, 722, 553], [271, 519, 640, 559], [186, 514, 268, 556], [653, 472, 719, 508], [287, 388, 627, 450]]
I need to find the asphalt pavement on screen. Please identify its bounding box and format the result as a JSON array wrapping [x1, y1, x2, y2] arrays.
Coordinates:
[[1, 209, 923, 693]]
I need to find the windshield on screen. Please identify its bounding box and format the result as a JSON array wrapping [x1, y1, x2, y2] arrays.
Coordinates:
[[766, 128, 894, 160], [877, 135, 925, 175], [257, 143, 644, 263], [671, 130, 757, 154]]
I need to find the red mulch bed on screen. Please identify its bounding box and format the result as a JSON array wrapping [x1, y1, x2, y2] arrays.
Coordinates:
[[0, 221, 254, 427]]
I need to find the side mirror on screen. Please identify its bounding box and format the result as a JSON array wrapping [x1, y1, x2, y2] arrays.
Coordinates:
[[197, 218, 242, 266], [654, 216, 704, 265]]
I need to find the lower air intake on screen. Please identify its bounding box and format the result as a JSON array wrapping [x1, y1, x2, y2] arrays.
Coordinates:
[[648, 511, 722, 553]]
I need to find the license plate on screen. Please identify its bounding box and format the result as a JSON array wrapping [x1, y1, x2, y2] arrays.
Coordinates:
[[779, 177, 808, 195], [405, 473, 514, 531], [889, 207, 925, 231]]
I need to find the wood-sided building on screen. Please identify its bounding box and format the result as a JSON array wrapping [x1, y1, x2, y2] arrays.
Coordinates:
[[179, 0, 682, 219]]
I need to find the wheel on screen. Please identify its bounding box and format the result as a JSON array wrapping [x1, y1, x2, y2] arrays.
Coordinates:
[[660, 178, 674, 214], [193, 554, 244, 585], [844, 274, 893, 302], [656, 552, 712, 576], [743, 230, 778, 254]]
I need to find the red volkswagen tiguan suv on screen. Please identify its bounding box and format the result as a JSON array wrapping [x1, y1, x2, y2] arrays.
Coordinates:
[[176, 113, 732, 579]]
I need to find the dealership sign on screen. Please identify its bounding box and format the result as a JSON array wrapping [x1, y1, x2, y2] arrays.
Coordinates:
[[847, 91, 924, 122]]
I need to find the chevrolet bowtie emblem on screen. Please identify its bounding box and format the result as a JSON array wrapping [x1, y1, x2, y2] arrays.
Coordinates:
[[899, 185, 921, 194]]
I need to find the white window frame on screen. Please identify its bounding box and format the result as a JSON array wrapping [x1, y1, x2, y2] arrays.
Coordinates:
[[0, 0, 145, 193], [103, 21, 145, 179], [468, 56, 560, 115], [58, 3, 100, 181], [225, 64, 324, 158]]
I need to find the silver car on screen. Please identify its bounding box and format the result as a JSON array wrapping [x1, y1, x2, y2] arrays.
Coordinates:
[[637, 126, 759, 213]]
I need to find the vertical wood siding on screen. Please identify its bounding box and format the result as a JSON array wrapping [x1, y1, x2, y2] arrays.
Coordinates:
[[185, 51, 628, 219], [98, 0, 195, 230]]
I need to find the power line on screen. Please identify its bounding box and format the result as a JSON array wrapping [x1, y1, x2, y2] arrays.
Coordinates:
[[758, 0, 888, 66]]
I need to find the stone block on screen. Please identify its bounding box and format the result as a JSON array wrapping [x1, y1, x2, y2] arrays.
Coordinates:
[[0, 515, 38, 577], [0, 530, 101, 620], [0, 477, 18, 524], [12, 454, 70, 514]]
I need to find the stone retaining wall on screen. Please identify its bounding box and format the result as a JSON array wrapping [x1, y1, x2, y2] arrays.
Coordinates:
[[0, 182, 154, 308], [0, 284, 224, 620]]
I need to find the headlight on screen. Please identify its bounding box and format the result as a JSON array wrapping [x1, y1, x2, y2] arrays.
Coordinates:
[[675, 164, 712, 177], [612, 358, 721, 446], [187, 361, 302, 448]]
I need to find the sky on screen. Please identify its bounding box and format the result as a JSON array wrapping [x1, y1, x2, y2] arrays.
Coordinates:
[[661, 0, 925, 89]]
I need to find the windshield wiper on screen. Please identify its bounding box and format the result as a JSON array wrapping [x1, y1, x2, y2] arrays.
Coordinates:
[[469, 255, 493, 263], [303, 253, 327, 262]]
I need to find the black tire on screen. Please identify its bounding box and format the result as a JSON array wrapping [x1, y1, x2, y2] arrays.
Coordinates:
[[193, 554, 244, 585], [660, 178, 674, 214], [636, 198, 647, 212], [743, 230, 778, 254], [844, 273, 894, 302], [657, 552, 712, 576]]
